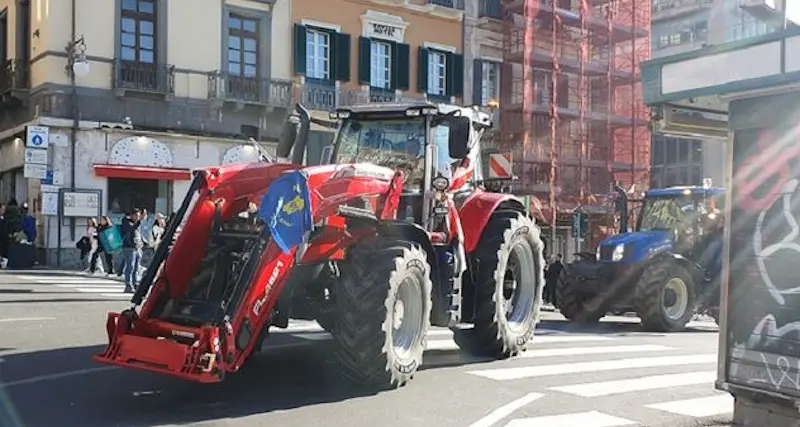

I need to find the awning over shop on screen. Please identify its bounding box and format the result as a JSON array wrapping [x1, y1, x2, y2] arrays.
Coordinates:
[[93, 164, 192, 181]]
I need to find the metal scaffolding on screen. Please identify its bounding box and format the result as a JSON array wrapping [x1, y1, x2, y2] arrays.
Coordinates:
[[498, 0, 651, 234]]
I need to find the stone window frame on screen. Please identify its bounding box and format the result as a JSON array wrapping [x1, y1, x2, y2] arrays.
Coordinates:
[[220, 2, 275, 83], [113, 0, 168, 66]]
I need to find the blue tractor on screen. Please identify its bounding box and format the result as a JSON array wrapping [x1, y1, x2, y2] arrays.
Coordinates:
[[556, 185, 725, 332]]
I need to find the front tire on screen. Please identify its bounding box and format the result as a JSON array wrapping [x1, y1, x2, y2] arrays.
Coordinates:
[[332, 239, 432, 389], [634, 260, 696, 332], [455, 211, 545, 358], [556, 265, 602, 324]]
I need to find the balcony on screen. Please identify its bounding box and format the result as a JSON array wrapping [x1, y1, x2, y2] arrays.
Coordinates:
[[427, 0, 464, 9], [208, 72, 293, 108], [0, 59, 30, 104], [478, 0, 502, 19], [113, 60, 175, 96]]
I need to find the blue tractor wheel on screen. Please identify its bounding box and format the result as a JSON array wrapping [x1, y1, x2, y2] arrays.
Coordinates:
[[556, 265, 603, 324], [634, 260, 697, 332]]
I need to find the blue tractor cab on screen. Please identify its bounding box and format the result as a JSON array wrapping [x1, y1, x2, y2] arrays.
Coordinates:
[[556, 185, 725, 331]]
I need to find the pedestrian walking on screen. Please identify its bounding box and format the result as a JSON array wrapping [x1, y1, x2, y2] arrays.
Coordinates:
[[150, 213, 166, 248], [84, 218, 105, 274], [0, 203, 8, 269], [120, 208, 147, 293], [92, 216, 116, 275], [544, 254, 564, 306]]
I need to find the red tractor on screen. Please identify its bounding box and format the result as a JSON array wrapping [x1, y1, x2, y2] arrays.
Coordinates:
[[94, 102, 545, 389]]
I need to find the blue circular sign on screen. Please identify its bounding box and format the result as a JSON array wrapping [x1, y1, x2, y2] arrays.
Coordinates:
[[31, 135, 43, 146]]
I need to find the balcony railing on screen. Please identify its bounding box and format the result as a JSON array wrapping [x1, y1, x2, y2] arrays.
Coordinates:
[[113, 60, 175, 95], [0, 59, 30, 96], [428, 0, 465, 9], [208, 72, 293, 108], [478, 0, 502, 19]]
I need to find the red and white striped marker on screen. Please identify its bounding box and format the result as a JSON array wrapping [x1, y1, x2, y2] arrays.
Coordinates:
[[488, 152, 513, 179]]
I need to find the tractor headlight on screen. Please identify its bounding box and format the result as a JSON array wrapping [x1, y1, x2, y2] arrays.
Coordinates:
[[612, 244, 625, 262], [432, 175, 449, 191]]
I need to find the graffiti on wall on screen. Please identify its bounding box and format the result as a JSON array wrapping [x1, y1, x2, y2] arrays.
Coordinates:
[[727, 126, 800, 395]]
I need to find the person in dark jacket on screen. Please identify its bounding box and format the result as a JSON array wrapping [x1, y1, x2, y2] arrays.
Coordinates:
[[0, 203, 8, 268], [92, 216, 115, 275], [544, 254, 564, 306], [120, 208, 147, 293]]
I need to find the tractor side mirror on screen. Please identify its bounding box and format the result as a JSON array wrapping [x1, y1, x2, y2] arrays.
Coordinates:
[[448, 116, 471, 159], [277, 116, 298, 158]]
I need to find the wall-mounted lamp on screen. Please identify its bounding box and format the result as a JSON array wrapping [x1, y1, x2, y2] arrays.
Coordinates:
[[65, 35, 90, 78]]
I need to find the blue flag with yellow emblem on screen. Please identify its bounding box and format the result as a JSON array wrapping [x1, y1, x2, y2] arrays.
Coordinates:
[[259, 171, 313, 254]]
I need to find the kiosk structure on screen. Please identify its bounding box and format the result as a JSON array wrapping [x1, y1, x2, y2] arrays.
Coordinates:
[[642, 22, 800, 427]]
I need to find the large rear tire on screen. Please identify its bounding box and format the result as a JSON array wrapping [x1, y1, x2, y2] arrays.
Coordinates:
[[634, 260, 697, 332], [332, 239, 432, 389], [556, 265, 602, 324], [455, 211, 544, 358]]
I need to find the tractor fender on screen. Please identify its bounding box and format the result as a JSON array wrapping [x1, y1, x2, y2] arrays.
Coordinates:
[[459, 191, 526, 254], [378, 221, 441, 285]]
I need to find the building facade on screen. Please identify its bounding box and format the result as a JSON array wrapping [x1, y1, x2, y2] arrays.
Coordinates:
[[649, 0, 782, 189], [0, 0, 293, 266]]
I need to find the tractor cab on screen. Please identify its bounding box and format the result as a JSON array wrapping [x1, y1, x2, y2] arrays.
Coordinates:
[[597, 185, 725, 264], [327, 101, 492, 227]]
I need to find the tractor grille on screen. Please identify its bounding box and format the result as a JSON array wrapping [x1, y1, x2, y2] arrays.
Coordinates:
[[599, 245, 615, 261]]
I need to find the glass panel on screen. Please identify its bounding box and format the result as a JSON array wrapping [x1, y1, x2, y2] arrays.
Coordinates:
[[121, 47, 136, 61], [228, 49, 240, 62], [121, 33, 136, 47], [244, 52, 256, 65], [243, 38, 256, 52], [121, 18, 136, 33], [229, 16, 241, 29], [678, 138, 689, 162], [228, 36, 240, 49], [138, 1, 154, 14], [140, 49, 154, 63], [244, 65, 256, 77], [121, 0, 137, 11], [228, 63, 240, 74], [652, 135, 664, 165], [140, 35, 154, 50], [140, 21, 154, 35], [666, 139, 677, 163], [242, 19, 257, 32]]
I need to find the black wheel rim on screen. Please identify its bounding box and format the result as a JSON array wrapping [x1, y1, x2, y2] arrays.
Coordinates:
[[392, 275, 424, 362]]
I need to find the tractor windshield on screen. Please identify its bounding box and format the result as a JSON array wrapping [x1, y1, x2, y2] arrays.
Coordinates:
[[334, 117, 426, 189], [638, 197, 701, 232]]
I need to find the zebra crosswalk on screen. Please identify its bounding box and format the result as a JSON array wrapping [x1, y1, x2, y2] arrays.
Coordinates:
[[12, 273, 130, 299], [279, 320, 730, 427]]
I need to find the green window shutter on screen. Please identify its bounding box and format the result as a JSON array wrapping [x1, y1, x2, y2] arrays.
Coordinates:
[[417, 47, 429, 93], [358, 36, 372, 85], [446, 52, 464, 97], [334, 32, 351, 82], [293, 24, 307, 75], [473, 59, 484, 105], [394, 43, 410, 91]]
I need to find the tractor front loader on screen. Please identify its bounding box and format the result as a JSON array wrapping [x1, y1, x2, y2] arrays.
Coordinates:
[[94, 101, 546, 390]]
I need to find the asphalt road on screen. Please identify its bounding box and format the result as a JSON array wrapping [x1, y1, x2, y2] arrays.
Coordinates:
[[0, 269, 732, 427]]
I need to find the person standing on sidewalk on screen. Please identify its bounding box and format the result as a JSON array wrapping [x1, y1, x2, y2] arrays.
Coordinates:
[[120, 208, 147, 293]]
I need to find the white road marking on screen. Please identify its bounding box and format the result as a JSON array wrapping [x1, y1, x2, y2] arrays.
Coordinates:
[[549, 371, 717, 397], [519, 344, 672, 358], [291, 332, 332, 341], [101, 293, 132, 298], [645, 394, 733, 417], [468, 354, 717, 380], [0, 366, 117, 387], [0, 317, 56, 322], [531, 335, 613, 343], [57, 284, 123, 290], [467, 392, 544, 427], [504, 411, 637, 427], [74, 288, 124, 293]]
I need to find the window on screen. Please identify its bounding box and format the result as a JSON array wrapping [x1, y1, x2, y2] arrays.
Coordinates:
[[480, 61, 500, 105], [427, 51, 446, 96], [652, 13, 708, 51], [0, 10, 7, 62], [227, 14, 259, 77], [370, 40, 391, 89], [120, 0, 156, 63], [306, 29, 330, 80]]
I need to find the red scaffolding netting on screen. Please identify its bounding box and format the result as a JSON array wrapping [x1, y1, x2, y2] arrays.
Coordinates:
[[496, 0, 651, 226]]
